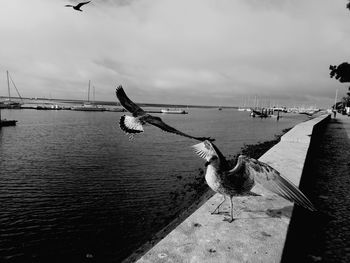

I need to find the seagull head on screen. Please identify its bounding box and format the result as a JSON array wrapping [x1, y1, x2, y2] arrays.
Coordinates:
[[205, 155, 219, 167]]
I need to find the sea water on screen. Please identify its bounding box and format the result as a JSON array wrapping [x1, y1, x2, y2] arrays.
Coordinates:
[[0, 108, 308, 262]]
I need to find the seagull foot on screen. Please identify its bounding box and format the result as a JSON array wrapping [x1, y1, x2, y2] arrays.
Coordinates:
[[223, 217, 235, 223]]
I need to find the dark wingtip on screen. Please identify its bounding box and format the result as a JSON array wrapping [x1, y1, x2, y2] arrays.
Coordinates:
[[200, 137, 215, 142], [115, 85, 126, 101], [116, 85, 123, 94], [194, 137, 215, 142]]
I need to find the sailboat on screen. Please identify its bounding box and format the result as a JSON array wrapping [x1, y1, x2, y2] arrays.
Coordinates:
[[0, 106, 17, 127], [0, 99, 17, 127], [1, 71, 22, 109], [71, 81, 106, 111], [160, 108, 188, 114], [237, 97, 246, 111], [237, 97, 252, 112]]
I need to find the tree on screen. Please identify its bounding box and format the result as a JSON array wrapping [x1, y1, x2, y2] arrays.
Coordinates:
[[329, 63, 350, 110], [342, 87, 350, 107], [329, 62, 350, 82]]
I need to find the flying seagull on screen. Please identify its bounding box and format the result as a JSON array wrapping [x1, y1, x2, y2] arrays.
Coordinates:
[[65, 1, 91, 11], [192, 140, 316, 222], [115, 85, 214, 141]]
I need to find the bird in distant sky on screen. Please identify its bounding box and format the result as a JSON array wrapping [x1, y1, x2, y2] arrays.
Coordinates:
[[115, 85, 215, 141], [65, 1, 91, 12], [192, 140, 316, 222]]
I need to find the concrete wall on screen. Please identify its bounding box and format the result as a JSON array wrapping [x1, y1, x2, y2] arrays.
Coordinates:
[[128, 114, 330, 263]]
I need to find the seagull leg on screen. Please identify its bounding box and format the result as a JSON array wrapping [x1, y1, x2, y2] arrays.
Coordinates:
[[223, 196, 235, 223], [211, 195, 226, 214]]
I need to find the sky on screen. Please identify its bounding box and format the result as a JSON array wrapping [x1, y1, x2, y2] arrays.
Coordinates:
[[1, 0, 350, 108]]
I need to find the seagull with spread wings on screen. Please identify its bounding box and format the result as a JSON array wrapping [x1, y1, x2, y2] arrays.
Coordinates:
[[115, 86, 214, 141], [65, 1, 91, 12], [192, 140, 316, 222]]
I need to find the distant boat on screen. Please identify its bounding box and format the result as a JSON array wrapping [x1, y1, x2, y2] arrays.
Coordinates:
[[272, 106, 288, 113], [0, 102, 17, 127], [160, 108, 188, 114], [251, 109, 269, 118], [35, 103, 63, 110], [71, 81, 106, 112], [1, 71, 23, 109], [218, 107, 222, 111], [35, 105, 50, 110], [237, 97, 252, 112], [0, 119, 17, 127], [108, 107, 126, 112], [237, 106, 252, 112], [50, 104, 63, 110], [71, 103, 106, 111], [2, 100, 21, 109]]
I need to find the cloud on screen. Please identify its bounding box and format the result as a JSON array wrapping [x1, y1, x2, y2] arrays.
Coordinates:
[[0, 0, 349, 107]]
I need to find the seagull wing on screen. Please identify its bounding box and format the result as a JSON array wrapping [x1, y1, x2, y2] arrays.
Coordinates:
[[76, 1, 91, 8], [115, 86, 146, 117], [242, 156, 316, 211], [145, 116, 213, 141], [192, 140, 230, 170], [191, 140, 218, 161]]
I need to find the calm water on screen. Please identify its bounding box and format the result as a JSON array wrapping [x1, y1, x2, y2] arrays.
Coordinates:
[[0, 108, 308, 262]]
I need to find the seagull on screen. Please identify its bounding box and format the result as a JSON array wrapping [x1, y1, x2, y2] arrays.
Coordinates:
[[115, 85, 214, 141], [192, 140, 316, 222], [65, 1, 91, 12]]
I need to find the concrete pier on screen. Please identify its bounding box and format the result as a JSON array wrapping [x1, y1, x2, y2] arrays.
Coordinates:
[[128, 114, 330, 263], [281, 113, 350, 262]]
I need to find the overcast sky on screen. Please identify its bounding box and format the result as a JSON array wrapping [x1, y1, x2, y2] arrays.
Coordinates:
[[1, 0, 350, 107]]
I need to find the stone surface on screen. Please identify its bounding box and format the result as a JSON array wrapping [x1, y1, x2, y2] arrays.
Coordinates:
[[281, 113, 350, 263]]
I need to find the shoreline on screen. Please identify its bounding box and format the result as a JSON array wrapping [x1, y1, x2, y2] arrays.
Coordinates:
[[0, 97, 234, 109]]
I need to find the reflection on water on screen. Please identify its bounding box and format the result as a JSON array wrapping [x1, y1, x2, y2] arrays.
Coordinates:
[[0, 109, 308, 262]]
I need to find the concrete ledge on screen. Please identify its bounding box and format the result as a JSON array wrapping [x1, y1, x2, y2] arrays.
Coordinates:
[[134, 114, 330, 263]]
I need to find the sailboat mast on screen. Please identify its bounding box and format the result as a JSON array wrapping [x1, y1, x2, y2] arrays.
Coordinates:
[[7, 71, 10, 100], [93, 86, 95, 103], [9, 74, 23, 101], [88, 80, 90, 102]]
